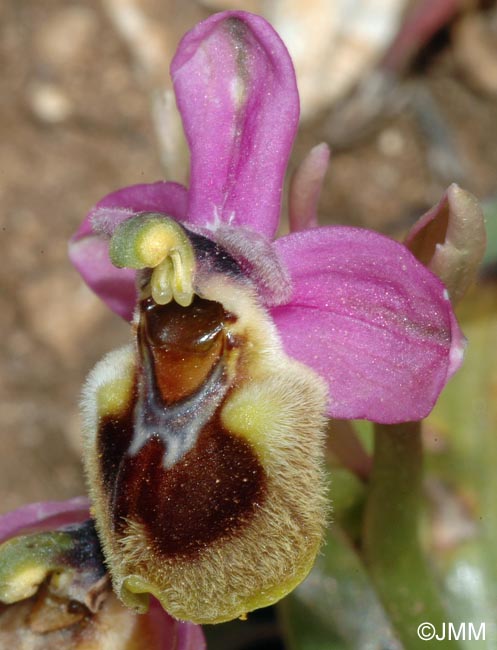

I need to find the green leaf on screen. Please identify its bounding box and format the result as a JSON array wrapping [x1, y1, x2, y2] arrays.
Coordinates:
[[279, 524, 399, 650], [426, 281, 497, 649]]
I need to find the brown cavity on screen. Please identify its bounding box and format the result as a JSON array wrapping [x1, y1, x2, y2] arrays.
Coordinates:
[[139, 296, 235, 403], [112, 419, 266, 560]]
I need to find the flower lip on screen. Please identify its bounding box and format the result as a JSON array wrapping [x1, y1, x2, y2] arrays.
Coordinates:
[[81, 266, 328, 622]]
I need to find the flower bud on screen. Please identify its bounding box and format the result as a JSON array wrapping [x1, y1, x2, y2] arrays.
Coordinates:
[[405, 184, 486, 304]]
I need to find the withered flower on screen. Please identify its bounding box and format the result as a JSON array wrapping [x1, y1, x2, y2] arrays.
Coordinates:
[[0, 499, 204, 648]]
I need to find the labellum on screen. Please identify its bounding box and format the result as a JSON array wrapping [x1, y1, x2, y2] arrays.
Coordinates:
[[81, 213, 328, 624]]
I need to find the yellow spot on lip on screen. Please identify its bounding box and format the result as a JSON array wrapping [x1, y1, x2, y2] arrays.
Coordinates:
[[221, 391, 282, 462], [97, 375, 134, 418]]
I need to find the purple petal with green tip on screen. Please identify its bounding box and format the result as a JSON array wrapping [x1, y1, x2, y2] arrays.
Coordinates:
[[171, 11, 299, 238], [271, 227, 465, 423], [69, 182, 188, 320]]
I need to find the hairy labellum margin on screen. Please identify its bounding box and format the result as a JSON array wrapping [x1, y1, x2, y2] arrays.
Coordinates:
[[81, 218, 328, 624]]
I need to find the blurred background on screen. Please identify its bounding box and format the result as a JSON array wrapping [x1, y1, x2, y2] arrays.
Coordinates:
[[1, 1, 496, 647]]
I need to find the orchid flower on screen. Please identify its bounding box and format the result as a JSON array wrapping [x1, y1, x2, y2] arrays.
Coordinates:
[[69, 11, 464, 625], [0, 499, 204, 648]]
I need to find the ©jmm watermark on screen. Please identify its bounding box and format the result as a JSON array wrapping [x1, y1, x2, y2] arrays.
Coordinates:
[[417, 622, 486, 642]]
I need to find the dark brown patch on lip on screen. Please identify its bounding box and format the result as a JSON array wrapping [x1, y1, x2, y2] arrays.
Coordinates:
[[97, 294, 266, 558], [99, 405, 266, 559], [98, 382, 136, 494], [112, 418, 266, 559]]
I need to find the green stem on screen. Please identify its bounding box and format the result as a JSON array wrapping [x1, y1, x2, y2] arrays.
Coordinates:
[[363, 422, 461, 650]]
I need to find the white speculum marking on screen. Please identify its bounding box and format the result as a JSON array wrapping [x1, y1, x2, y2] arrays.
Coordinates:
[[128, 354, 228, 470]]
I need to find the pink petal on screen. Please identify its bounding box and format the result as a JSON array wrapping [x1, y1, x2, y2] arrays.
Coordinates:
[[0, 499, 205, 650], [69, 182, 188, 320], [69, 235, 137, 320], [382, 0, 460, 74], [148, 600, 206, 650], [289, 143, 330, 232], [271, 227, 465, 423], [0, 497, 89, 543], [171, 11, 299, 238]]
